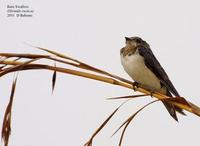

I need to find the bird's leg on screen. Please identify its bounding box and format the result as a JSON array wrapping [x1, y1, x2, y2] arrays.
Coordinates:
[[132, 82, 139, 91], [149, 90, 155, 98]]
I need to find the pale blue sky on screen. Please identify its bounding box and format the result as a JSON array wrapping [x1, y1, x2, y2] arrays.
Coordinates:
[[0, 0, 200, 146]]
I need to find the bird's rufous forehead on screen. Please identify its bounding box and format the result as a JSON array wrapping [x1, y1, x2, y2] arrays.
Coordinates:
[[125, 36, 143, 41]]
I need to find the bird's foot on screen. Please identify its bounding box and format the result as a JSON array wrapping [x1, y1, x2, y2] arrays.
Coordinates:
[[132, 82, 139, 91], [149, 91, 155, 98]]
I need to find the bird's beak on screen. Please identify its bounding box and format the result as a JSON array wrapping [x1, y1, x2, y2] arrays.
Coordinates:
[[125, 37, 131, 41]]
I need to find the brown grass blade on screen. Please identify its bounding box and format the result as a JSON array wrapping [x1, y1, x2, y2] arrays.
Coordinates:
[[84, 100, 130, 146], [1, 49, 200, 146], [1, 57, 200, 118], [188, 102, 200, 117], [112, 100, 159, 146], [0, 57, 9, 69], [107, 94, 148, 100], [33, 46, 76, 61], [0, 65, 5, 70], [1, 76, 18, 146], [52, 64, 57, 93], [0, 61, 132, 91], [84, 107, 120, 146], [0, 58, 40, 77], [34, 46, 133, 84], [35, 46, 108, 74], [1, 52, 81, 68], [0, 53, 50, 59], [0, 57, 21, 71], [0, 56, 8, 61]]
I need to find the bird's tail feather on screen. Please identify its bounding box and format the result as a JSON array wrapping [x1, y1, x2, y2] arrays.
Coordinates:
[[162, 91, 186, 121], [162, 101, 178, 121]]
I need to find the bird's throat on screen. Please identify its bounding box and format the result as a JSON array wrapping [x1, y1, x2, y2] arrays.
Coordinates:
[[120, 46, 137, 57]]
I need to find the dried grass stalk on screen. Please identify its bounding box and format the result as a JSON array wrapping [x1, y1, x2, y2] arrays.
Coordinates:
[[1, 47, 200, 146], [1, 76, 17, 146]]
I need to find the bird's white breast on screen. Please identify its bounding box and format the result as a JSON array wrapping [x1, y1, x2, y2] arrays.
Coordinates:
[[121, 52, 164, 92]]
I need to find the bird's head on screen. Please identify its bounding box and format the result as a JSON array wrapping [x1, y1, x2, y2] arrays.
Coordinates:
[[125, 36, 150, 48], [120, 36, 150, 56]]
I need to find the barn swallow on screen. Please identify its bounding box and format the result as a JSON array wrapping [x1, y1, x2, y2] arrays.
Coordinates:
[[120, 36, 185, 121]]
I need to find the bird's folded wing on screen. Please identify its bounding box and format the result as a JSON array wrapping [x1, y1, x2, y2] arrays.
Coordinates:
[[138, 46, 180, 97]]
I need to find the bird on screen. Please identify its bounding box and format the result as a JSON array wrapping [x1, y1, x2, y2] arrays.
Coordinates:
[[120, 36, 185, 121]]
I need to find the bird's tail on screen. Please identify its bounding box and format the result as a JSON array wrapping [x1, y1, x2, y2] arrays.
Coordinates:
[[162, 91, 186, 121]]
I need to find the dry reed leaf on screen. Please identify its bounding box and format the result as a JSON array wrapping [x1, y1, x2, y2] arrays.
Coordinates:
[[112, 100, 159, 146], [52, 65, 57, 93], [84, 107, 119, 146], [0, 54, 200, 116], [84, 100, 130, 146], [188, 102, 200, 116], [1, 48, 200, 146], [107, 94, 148, 100], [34, 47, 133, 84], [0, 58, 40, 77], [1, 76, 17, 146], [0, 53, 50, 59]]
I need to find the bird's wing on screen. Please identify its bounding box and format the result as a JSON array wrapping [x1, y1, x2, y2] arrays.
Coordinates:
[[138, 47, 180, 97]]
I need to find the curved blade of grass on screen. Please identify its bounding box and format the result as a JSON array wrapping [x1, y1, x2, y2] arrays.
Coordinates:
[[33, 46, 133, 84], [0, 53, 50, 59], [1, 52, 82, 67], [84, 106, 120, 146], [1, 60, 200, 117], [0, 57, 21, 71], [0, 57, 9, 69], [107, 94, 148, 100], [0, 56, 8, 61], [84, 99, 131, 146], [0, 62, 131, 90], [52, 64, 57, 93], [1, 76, 18, 146], [112, 100, 159, 146], [188, 102, 200, 116], [0, 58, 40, 77]]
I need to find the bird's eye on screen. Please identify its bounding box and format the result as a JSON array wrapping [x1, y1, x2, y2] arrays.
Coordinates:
[[136, 39, 141, 43]]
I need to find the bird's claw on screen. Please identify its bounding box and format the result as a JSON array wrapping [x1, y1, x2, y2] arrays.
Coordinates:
[[132, 82, 139, 91], [150, 91, 155, 97]]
